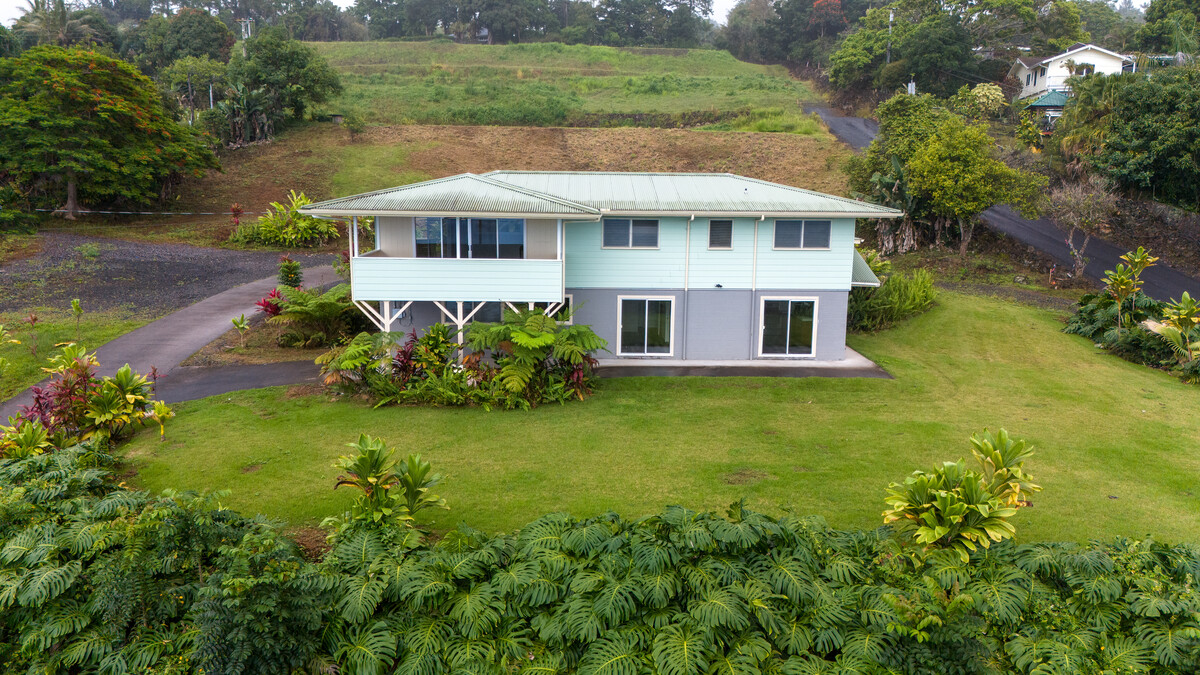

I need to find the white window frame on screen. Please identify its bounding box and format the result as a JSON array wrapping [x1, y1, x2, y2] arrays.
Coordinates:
[[708, 219, 734, 250], [772, 219, 832, 251], [616, 295, 675, 357], [602, 218, 660, 250], [413, 216, 527, 259], [758, 295, 819, 359]]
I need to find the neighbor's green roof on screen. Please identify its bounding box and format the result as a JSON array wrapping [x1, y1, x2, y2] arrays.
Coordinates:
[[1026, 90, 1071, 108], [301, 172, 903, 219], [301, 173, 601, 218], [851, 250, 881, 287]]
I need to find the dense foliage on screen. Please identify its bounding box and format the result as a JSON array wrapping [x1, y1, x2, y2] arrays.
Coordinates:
[[271, 283, 359, 347], [319, 308, 607, 410], [0, 46, 218, 219], [846, 250, 936, 332], [850, 94, 1044, 255], [230, 190, 339, 247], [3, 425, 1200, 674], [1065, 247, 1200, 383]]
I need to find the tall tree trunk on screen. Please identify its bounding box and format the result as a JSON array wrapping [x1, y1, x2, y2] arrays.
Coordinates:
[[54, 173, 80, 220], [958, 217, 973, 257]]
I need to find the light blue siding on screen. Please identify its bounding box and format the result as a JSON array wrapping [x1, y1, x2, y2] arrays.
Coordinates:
[[564, 217, 687, 288], [566, 216, 856, 291], [351, 257, 564, 303], [754, 218, 856, 290], [687, 217, 756, 289]]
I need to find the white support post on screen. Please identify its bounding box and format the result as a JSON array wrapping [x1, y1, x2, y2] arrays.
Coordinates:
[[351, 216, 359, 257]]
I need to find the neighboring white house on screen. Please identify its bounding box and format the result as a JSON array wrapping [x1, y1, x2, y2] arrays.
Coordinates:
[[1007, 43, 1134, 99]]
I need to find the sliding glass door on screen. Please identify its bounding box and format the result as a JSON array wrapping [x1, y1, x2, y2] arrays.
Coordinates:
[[620, 298, 673, 355], [761, 298, 816, 356]]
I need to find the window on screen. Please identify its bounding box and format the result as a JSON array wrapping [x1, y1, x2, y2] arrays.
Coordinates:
[[415, 217, 457, 258], [1026, 73, 1031, 85], [773, 220, 831, 249], [708, 220, 733, 249], [619, 297, 673, 355], [603, 218, 658, 248], [761, 298, 816, 357], [533, 295, 573, 324], [463, 301, 502, 323], [415, 217, 524, 259]]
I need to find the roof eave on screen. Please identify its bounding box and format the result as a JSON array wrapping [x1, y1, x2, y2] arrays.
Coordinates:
[[301, 208, 601, 219], [599, 209, 904, 219], [850, 280, 882, 288]]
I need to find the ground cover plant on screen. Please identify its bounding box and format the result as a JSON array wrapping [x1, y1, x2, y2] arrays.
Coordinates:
[[310, 42, 817, 126], [124, 290, 1200, 543], [5, 423, 1200, 674]]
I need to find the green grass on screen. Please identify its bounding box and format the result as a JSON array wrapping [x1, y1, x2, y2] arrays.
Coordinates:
[[701, 108, 824, 135], [310, 41, 816, 125], [123, 291, 1200, 543], [327, 140, 432, 196], [0, 308, 154, 400]]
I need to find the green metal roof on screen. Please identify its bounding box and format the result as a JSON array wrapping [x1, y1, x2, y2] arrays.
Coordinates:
[[301, 173, 600, 218], [851, 250, 881, 287], [1025, 90, 1070, 108], [486, 171, 902, 217], [301, 172, 903, 219]]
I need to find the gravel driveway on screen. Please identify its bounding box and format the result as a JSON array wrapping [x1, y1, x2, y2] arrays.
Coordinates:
[[0, 232, 335, 314]]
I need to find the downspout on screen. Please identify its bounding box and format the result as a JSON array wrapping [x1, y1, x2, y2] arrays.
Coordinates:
[[751, 215, 764, 359], [683, 215, 694, 359]]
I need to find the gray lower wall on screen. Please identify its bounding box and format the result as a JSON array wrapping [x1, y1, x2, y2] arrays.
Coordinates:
[[377, 289, 849, 361]]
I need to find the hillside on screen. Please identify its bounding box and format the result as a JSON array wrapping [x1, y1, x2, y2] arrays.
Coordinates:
[[309, 41, 817, 125]]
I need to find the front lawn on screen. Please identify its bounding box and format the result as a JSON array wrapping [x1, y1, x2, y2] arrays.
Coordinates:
[[122, 290, 1200, 542]]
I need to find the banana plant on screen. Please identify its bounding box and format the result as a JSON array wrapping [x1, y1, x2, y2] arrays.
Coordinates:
[[232, 313, 250, 349]]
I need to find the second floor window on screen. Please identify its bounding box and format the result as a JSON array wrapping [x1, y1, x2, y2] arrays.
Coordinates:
[[773, 220, 832, 250], [415, 217, 524, 259], [603, 218, 658, 248], [708, 220, 733, 249]]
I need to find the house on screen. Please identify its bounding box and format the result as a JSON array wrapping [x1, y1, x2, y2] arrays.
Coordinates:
[[299, 172, 900, 362], [1008, 43, 1133, 99], [1024, 90, 1071, 130]]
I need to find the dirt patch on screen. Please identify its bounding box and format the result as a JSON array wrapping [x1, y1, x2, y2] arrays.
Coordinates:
[[240, 463, 262, 474], [366, 124, 851, 196], [288, 526, 331, 561], [1107, 199, 1200, 277], [937, 282, 1077, 312], [181, 314, 326, 368], [723, 468, 772, 485], [285, 383, 326, 398]]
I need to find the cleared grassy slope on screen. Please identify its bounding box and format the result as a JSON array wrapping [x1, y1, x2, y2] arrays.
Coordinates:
[[123, 291, 1200, 543], [309, 41, 817, 124]]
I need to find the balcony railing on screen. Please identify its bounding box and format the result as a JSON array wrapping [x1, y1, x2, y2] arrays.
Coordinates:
[[350, 253, 565, 303]]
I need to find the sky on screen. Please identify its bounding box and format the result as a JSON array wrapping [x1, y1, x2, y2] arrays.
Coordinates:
[[0, 0, 743, 28]]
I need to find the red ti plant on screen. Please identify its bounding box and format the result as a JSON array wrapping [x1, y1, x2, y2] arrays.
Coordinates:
[[391, 330, 419, 386], [230, 202, 244, 227], [20, 350, 99, 438], [256, 288, 284, 317]]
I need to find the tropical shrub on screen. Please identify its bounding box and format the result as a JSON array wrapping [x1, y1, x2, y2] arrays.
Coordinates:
[[256, 287, 284, 317], [230, 190, 338, 247], [884, 429, 1041, 562], [5, 344, 171, 452], [848, 251, 936, 332], [1064, 246, 1199, 383], [271, 283, 356, 348], [278, 254, 303, 288]]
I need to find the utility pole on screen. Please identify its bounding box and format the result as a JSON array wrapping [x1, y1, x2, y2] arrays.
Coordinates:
[[238, 18, 254, 58], [887, 9, 894, 64]]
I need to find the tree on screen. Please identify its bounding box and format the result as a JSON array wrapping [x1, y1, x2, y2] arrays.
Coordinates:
[[124, 7, 234, 74], [1032, 0, 1091, 52], [161, 55, 227, 124], [1046, 176, 1118, 278], [0, 47, 218, 218], [0, 25, 21, 57], [721, 0, 775, 61], [225, 28, 342, 122], [1092, 68, 1200, 209], [907, 117, 1046, 255], [15, 0, 100, 46]]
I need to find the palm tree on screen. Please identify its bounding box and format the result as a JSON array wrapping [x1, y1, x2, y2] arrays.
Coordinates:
[[15, 0, 98, 47]]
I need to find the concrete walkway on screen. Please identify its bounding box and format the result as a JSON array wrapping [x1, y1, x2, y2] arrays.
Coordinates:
[[0, 265, 338, 419], [596, 348, 890, 379], [811, 106, 1200, 301]]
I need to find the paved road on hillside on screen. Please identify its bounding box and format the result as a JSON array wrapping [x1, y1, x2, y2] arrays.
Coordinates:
[[812, 106, 1200, 300]]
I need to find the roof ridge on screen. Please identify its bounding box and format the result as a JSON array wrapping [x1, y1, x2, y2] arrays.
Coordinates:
[[471, 173, 599, 214], [305, 173, 478, 209]]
